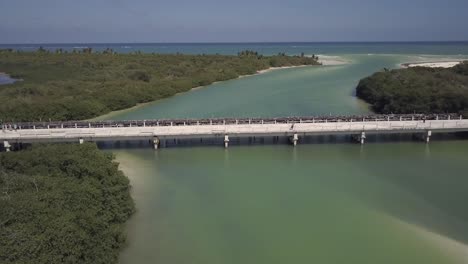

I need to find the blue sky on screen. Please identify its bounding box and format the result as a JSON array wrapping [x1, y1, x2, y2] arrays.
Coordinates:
[[0, 0, 467, 43]]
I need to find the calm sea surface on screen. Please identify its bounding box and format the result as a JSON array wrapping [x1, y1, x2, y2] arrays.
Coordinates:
[[9, 43, 468, 263], [2, 41, 468, 55]]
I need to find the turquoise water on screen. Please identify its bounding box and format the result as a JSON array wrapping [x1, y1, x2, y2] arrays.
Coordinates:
[[103, 53, 466, 120], [3, 42, 468, 55], [115, 143, 468, 264], [93, 43, 468, 264]]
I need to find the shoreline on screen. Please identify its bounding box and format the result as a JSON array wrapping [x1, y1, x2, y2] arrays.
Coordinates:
[[91, 64, 315, 120], [401, 60, 465, 68]]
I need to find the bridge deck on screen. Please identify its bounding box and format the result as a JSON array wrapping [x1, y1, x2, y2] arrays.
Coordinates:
[[1, 115, 468, 144], [1, 114, 461, 130]]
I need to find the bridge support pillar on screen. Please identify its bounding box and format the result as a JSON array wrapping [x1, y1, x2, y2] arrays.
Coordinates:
[[3, 141, 11, 152], [153, 136, 160, 150], [425, 130, 432, 143], [224, 135, 229, 148], [290, 134, 299, 146], [79, 138, 84, 145], [359, 132, 366, 145]]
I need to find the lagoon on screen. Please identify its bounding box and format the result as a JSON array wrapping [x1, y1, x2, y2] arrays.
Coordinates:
[[94, 44, 468, 264]]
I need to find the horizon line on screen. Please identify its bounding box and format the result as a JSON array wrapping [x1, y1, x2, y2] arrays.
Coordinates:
[[1, 40, 468, 46]]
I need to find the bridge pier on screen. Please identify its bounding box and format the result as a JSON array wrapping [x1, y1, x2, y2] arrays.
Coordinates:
[[3, 141, 11, 152], [224, 135, 229, 148], [290, 134, 299, 146], [415, 130, 432, 143], [353, 132, 366, 144], [153, 136, 160, 150], [425, 130, 432, 143], [360, 132, 366, 144]]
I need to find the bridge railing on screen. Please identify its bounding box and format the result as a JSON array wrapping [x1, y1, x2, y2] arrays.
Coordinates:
[[1, 114, 463, 131]]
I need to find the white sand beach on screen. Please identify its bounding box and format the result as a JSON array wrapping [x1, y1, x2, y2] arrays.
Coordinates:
[[402, 61, 464, 68], [316, 55, 350, 65], [256, 65, 309, 74]]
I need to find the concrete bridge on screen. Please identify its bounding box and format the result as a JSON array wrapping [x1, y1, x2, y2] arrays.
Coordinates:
[[1, 114, 468, 151]]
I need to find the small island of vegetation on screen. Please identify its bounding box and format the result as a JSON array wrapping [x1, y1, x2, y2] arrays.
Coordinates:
[[356, 61, 468, 115], [0, 143, 135, 263], [0, 49, 320, 122]]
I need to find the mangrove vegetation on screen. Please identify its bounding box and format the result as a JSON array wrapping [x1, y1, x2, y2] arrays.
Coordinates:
[[0, 49, 320, 122], [0, 143, 135, 264], [356, 61, 468, 115]]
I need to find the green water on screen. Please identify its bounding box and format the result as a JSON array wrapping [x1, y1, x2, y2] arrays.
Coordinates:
[[109, 53, 468, 263], [103, 55, 383, 120]]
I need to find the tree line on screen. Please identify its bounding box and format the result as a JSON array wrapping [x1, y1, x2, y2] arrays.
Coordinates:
[[356, 62, 468, 116], [0, 49, 320, 122]]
